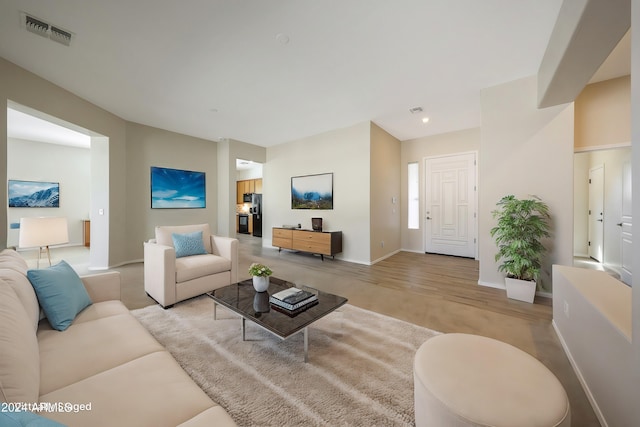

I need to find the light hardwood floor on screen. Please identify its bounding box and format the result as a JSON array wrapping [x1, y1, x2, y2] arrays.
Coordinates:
[[40, 237, 600, 426]]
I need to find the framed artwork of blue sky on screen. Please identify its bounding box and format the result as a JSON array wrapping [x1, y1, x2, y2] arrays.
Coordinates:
[[150, 166, 206, 209]]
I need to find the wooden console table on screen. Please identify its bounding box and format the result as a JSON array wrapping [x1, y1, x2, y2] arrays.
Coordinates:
[[272, 227, 342, 260], [83, 220, 90, 247]]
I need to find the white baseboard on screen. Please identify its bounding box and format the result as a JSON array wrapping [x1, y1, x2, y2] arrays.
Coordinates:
[[478, 280, 506, 290], [401, 248, 424, 254], [552, 320, 608, 427], [370, 249, 401, 265], [536, 290, 552, 298], [108, 258, 143, 269], [479, 280, 552, 298]]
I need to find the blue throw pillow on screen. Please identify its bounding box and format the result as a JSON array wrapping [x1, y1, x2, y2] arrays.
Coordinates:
[[172, 231, 208, 258], [27, 260, 92, 331], [0, 411, 66, 426]]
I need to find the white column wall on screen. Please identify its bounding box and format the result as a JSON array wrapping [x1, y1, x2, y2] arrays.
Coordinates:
[[478, 76, 574, 292]]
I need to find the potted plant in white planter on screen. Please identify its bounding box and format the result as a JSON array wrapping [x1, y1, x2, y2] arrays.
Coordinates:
[[249, 262, 272, 292], [490, 195, 551, 303]]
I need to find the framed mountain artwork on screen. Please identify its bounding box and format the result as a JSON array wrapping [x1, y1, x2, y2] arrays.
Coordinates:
[[291, 173, 333, 210], [8, 180, 60, 208]]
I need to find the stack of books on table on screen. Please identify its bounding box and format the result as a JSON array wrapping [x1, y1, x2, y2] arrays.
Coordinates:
[[270, 287, 318, 315]]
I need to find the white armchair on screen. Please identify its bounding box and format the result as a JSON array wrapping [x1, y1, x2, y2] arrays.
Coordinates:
[[144, 224, 238, 308]]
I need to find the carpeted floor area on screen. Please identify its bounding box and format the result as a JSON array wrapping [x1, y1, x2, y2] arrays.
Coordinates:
[[132, 295, 440, 427]]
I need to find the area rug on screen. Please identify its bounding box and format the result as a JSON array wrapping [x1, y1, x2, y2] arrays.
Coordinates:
[[131, 296, 440, 426]]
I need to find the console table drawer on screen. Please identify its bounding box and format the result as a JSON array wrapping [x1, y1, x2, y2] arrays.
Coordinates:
[[273, 236, 292, 249], [293, 230, 331, 244], [292, 239, 331, 255], [273, 228, 293, 239]]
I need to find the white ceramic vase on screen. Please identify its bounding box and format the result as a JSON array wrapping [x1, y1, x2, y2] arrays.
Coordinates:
[[252, 275, 270, 292]]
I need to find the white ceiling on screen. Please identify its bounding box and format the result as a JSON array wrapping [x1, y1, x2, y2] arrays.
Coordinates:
[[7, 107, 91, 148], [0, 1, 625, 148]]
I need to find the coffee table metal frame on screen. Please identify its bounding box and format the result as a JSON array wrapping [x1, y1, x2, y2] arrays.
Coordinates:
[[209, 277, 347, 362]]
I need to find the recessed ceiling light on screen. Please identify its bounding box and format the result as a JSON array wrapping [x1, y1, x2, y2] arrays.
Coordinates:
[[276, 33, 290, 44], [422, 117, 430, 123]]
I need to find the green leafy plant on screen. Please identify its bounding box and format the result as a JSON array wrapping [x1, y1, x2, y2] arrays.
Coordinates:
[[490, 195, 551, 282], [248, 263, 272, 277]]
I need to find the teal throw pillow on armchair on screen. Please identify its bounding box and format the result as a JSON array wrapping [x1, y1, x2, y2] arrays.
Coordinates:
[[27, 260, 92, 331], [172, 231, 208, 258]]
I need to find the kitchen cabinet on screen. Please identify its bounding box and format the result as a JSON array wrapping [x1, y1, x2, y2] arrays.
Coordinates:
[[236, 178, 262, 204], [236, 181, 244, 204], [239, 179, 254, 195], [272, 227, 342, 260]]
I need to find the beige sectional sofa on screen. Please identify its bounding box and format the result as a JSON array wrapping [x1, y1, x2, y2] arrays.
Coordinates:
[[0, 249, 236, 427]]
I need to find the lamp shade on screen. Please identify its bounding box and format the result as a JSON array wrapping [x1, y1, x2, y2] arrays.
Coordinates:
[[19, 217, 69, 248]]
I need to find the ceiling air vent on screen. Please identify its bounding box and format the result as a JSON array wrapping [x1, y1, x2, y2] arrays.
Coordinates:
[[24, 15, 49, 38], [50, 26, 72, 46], [21, 12, 73, 46], [409, 106, 423, 114]]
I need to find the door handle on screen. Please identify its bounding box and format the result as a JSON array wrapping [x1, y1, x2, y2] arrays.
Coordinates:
[[426, 217, 432, 220], [617, 223, 623, 227], [597, 219, 603, 222]]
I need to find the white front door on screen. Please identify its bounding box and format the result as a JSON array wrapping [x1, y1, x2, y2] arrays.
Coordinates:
[[588, 165, 604, 262], [424, 153, 476, 258], [621, 161, 632, 285]]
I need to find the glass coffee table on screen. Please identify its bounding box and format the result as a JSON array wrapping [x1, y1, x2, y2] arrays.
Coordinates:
[[209, 277, 348, 362]]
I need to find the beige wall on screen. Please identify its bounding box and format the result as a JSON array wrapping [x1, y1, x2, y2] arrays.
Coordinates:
[[573, 153, 589, 256], [0, 58, 230, 265], [479, 76, 574, 292], [370, 123, 401, 262], [400, 128, 480, 253], [124, 122, 219, 260], [0, 58, 128, 267], [264, 122, 371, 264], [575, 75, 631, 151]]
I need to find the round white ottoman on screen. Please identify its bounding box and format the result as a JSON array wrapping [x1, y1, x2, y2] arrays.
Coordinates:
[[414, 333, 570, 427]]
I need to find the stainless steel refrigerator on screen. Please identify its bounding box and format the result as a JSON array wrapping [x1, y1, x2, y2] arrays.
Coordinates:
[[251, 193, 262, 237]]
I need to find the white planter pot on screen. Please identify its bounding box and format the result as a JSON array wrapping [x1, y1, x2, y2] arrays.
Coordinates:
[[252, 275, 270, 292], [505, 277, 536, 303]]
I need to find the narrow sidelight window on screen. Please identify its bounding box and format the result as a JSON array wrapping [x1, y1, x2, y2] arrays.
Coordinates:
[[408, 162, 419, 229]]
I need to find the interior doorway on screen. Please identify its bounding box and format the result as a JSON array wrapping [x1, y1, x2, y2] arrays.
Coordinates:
[[6, 102, 110, 269], [574, 147, 631, 284], [235, 159, 263, 238]]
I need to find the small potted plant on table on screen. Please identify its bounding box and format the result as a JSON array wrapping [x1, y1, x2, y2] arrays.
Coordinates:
[[249, 262, 272, 292], [490, 195, 551, 303]]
